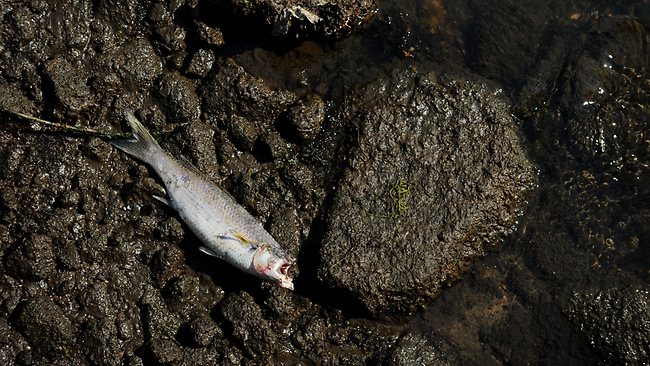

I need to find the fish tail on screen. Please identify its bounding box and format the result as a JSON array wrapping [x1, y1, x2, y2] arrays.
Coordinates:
[[111, 110, 162, 165]]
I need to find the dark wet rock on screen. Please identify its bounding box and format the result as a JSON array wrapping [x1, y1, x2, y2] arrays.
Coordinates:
[[201, 59, 298, 150], [156, 71, 201, 123], [111, 37, 164, 89], [228, 115, 261, 151], [150, 244, 186, 287], [5, 234, 56, 281], [155, 217, 185, 242], [219, 291, 277, 358], [0, 317, 28, 364], [382, 332, 448, 366], [561, 17, 649, 187], [0, 82, 37, 115], [256, 130, 293, 161], [194, 20, 225, 47], [227, 0, 377, 39], [461, 0, 551, 89], [44, 56, 93, 113], [517, 16, 649, 187], [140, 286, 184, 363], [279, 93, 326, 142], [148, 338, 183, 364], [77, 317, 121, 366], [186, 312, 222, 347], [566, 287, 650, 365], [185, 49, 216, 78], [318, 71, 536, 315], [14, 295, 75, 355], [148, 3, 169, 23]]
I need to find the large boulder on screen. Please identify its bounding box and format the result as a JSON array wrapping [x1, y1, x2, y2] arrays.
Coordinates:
[[318, 71, 536, 315]]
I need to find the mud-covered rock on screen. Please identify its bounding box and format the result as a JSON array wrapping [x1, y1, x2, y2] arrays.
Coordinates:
[[111, 37, 164, 89], [227, 0, 377, 39], [44, 56, 93, 113], [219, 291, 278, 358], [461, 0, 552, 89], [77, 317, 121, 366], [186, 312, 222, 347], [194, 20, 225, 47], [5, 234, 56, 281], [318, 71, 536, 315], [201, 59, 297, 147], [383, 332, 448, 366], [279, 93, 326, 142], [156, 71, 201, 123], [14, 295, 75, 355], [566, 287, 650, 364], [562, 17, 649, 187], [185, 49, 216, 78]]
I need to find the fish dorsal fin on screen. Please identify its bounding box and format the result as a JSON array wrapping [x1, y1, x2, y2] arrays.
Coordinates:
[[152, 194, 172, 207]]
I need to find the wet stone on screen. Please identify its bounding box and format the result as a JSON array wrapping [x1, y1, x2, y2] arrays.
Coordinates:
[[44, 56, 93, 112], [163, 274, 200, 306], [194, 20, 225, 47], [228, 115, 261, 152], [318, 71, 536, 315], [154, 217, 185, 242], [200, 58, 297, 133], [14, 295, 74, 355], [219, 291, 277, 358], [187, 313, 221, 347], [185, 49, 215, 78], [5, 234, 56, 281], [280, 93, 326, 142], [156, 71, 201, 123], [150, 245, 186, 287], [148, 338, 183, 365], [566, 287, 650, 364], [383, 332, 447, 365], [77, 318, 121, 366], [561, 17, 649, 186], [57, 241, 82, 270], [112, 37, 163, 89], [256, 131, 292, 162]]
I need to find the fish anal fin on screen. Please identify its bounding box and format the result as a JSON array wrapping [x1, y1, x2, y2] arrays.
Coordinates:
[[199, 245, 222, 258], [152, 194, 172, 207]]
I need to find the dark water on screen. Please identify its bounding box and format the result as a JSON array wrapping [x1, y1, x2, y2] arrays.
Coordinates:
[[223, 1, 649, 363]]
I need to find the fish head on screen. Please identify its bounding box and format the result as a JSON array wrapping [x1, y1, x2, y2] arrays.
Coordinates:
[[252, 243, 294, 290]]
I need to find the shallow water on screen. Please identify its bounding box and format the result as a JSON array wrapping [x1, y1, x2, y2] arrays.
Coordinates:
[[225, 0, 649, 363]]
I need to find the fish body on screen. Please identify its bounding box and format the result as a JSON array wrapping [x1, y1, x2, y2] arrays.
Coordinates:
[[112, 111, 294, 289]]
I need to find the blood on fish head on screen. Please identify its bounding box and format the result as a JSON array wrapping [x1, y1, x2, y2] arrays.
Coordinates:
[[252, 244, 294, 290]]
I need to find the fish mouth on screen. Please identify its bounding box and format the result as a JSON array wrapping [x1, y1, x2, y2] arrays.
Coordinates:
[[252, 245, 294, 290], [277, 262, 294, 290]]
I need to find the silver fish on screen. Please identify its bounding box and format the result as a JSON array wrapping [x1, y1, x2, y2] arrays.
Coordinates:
[[111, 110, 294, 290]]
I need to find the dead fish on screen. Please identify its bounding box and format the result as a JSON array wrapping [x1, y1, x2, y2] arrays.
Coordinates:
[[111, 110, 294, 290]]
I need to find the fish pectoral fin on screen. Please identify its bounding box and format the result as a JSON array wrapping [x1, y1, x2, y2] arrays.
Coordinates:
[[217, 231, 253, 248], [152, 194, 172, 207], [199, 245, 222, 258], [232, 232, 250, 244]]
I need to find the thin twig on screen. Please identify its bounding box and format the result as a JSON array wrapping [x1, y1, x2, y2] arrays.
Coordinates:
[[3, 109, 129, 139]]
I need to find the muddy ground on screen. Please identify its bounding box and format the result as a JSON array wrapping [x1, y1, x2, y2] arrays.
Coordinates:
[[0, 0, 648, 365]]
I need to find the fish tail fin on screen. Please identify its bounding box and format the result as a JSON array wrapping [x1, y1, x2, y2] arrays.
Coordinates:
[[111, 110, 162, 165]]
